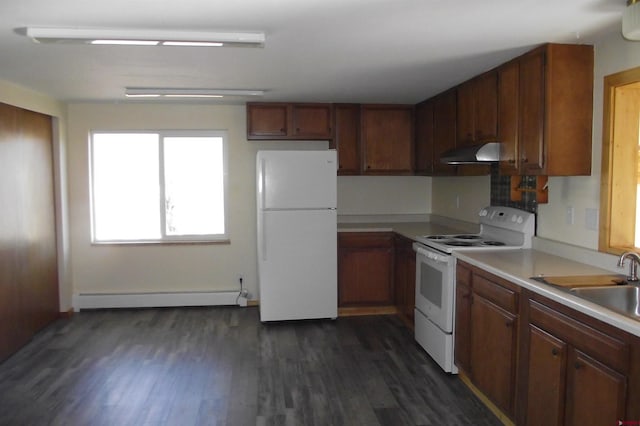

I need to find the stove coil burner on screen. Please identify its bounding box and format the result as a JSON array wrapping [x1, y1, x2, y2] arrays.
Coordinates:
[[482, 241, 506, 246], [425, 235, 449, 240], [453, 235, 482, 240]]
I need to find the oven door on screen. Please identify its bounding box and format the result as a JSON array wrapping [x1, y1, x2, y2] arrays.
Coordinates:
[[413, 243, 455, 333]]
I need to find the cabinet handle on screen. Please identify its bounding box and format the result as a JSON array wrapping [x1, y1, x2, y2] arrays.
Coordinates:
[[551, 348, 559, 356]]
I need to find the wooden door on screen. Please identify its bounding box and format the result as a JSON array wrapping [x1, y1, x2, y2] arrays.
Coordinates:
[[0, 103, 58, 362], [247, 103, 289, 138], [361, 105, 413, 174], [525, 325, 567, 426], [414, 100, 434, 175], [470, 294, 518, 417], [292, 104, 332, 139], [432, 90, 457, 175], [519, 49, 545, 174], [332, 104, 360, 175], [565, 348, 626, 426], [498, 61, 520, 175]]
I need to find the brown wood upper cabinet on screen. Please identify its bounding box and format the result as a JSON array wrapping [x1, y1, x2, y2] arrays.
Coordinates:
[[456, 71, 497, 176], [498, 44, 594, 176], [247, 102, 333, 140], [414, 99, 435, 175], [331, 103, 360, 175], [457, 71, 498, 146], [361, 104, 414, 174], [432, 90, 457, 176]]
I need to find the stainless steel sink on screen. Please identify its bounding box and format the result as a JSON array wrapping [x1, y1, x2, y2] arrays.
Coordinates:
[[570, 285, 640, 320]]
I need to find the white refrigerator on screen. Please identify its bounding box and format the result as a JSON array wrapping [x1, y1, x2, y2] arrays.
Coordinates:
[[257, 150, 337, 322]]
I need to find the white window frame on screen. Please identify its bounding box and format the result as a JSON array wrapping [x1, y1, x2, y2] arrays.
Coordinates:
[[89, 130, 229, 244]]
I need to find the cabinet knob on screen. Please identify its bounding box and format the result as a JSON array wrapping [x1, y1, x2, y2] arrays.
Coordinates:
[[522, 158, 529, 163], [508, 159, 516, 164], [367, 165, 371, 169], [574, 361, 583, 370], [505, 320, 513, 328], [280, 128, 285, 132], [551, 348, 559, 356]]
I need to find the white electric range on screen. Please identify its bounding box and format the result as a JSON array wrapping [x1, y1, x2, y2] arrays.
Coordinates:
[[412, 206, 535, 373]]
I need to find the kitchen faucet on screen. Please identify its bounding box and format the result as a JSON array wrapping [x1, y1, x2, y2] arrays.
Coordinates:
[[617, 251, 640, 282]]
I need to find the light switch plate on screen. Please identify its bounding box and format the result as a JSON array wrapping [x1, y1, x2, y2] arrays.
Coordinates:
[[585, 208, 598, 231]]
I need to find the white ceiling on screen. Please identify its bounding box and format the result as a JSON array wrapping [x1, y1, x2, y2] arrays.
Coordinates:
[[0, 0, 626, 104]]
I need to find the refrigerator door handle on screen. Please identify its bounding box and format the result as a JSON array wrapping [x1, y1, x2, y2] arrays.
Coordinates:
[[260, 158, 267, 209], [262, 210, 267, 261]]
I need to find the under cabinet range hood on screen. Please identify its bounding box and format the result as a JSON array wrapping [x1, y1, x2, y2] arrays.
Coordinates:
[[440, 142, 501, 164]]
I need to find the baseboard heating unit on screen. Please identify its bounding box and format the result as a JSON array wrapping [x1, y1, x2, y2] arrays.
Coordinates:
[[73, 291, 243, 310]]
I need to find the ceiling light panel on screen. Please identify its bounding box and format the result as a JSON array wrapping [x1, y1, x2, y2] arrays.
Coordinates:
[[23, 27, 265, 47], [124, 88, 265, 98]]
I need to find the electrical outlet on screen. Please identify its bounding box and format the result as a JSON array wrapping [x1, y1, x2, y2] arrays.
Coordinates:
[[237, 274, 244, 284], [455, 195, 460, 209]]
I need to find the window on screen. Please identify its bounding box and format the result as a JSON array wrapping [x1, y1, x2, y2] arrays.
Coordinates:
[[90, 131, 228, 243], [600, 66, 640, 254]]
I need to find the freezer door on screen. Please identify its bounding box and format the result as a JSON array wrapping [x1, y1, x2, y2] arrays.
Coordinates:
[[257, 150, 337, 210], [258, 209, 337, 321]]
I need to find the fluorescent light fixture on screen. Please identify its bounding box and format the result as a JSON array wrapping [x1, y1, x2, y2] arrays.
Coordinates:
[[22, 27, 265, 47], [124, 88, 265, 99]]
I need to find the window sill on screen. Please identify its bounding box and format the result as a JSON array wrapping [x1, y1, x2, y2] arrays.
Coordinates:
[[91, 239, 231, 246]]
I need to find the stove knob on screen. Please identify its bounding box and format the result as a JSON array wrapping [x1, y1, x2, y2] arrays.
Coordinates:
[[479, 209, 487, 217], [517, 216, 524, 224], [511, 215, 517, 222]]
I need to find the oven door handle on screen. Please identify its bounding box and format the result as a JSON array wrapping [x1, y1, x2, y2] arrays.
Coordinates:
[[413, 243, 450, 264]]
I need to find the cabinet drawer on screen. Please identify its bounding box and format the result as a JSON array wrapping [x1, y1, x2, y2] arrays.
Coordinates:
[[529, 299, 629, 373], [338, 232, 394, 248], [473, 274, 518, 313]]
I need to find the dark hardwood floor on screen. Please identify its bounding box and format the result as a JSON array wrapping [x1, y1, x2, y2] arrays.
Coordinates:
[[0, 307, 500, 426]]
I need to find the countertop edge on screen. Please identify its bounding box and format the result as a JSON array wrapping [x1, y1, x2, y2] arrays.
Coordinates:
[[454, 251, 640, 338]]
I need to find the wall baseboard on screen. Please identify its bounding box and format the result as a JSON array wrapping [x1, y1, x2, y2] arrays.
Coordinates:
[[73, 291, 243, 310]]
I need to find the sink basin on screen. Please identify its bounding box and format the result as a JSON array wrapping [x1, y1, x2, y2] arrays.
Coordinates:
[[570, 285, 640, 320]]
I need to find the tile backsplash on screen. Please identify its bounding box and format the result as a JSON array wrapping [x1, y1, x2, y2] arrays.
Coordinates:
[[489, 165, 538, 214]]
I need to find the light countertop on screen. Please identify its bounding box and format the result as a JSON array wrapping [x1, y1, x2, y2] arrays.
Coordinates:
[[455, 249, 640, 337], [337, 221, 477, 241]]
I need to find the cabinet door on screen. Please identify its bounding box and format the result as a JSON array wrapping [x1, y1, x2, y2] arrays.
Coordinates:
[[394, 236, 416, 326], [292, 103, 332, 139], [247, 103, 289, 138], [333, 104, 360, 175], [519, 49, 545, 174], [565, 348, 627, 426], [454, 281, 472, 374], [432, 90, 457, 175], [498, 61, 520, 175], [414, 100, 434, 175], [525, 325, 567, 426], [471, 294, 518, 417], [361, 105, 414, 174], [456, 81, 475, 147], [475, 71, 498, 141], [338, 233, 394, 306]]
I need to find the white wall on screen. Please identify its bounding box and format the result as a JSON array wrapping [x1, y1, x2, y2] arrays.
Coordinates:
[[430, 175, 491, 223], [431, 31, 640, 249], [337, 176, 431, 216], [66, 103, 429, 303], [0, 79, 71, 312]]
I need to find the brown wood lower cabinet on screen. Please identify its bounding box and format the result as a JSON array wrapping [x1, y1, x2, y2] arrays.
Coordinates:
[[456, 260, 640, 426], [338, 232, 394, 306], [455, 261, 519, 419], [521, 297, 631, 426], [394, 235, 415, 327]]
